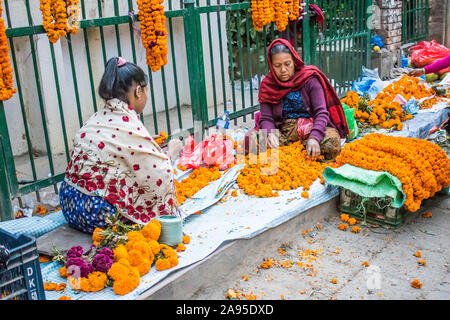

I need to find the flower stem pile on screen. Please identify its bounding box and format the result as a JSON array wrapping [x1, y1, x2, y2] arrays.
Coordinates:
[[335, 133, 450, 212], [236, 141, 327, 198]]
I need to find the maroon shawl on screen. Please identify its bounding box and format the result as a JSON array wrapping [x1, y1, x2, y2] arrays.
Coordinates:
[[258, 38, 349, 139]]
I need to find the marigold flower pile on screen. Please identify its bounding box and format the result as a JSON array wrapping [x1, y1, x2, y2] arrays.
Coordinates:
[[54, 219, 190, 296], [0, 0, 17, 101], [39, 0, 80, 44], [236, 141, 328, 198], [335, 133, 450, 212], [341, 75, 442, 131], [251, 0, 301, 31], [137, 0, 168, 72], [175, 166, 222, 204]]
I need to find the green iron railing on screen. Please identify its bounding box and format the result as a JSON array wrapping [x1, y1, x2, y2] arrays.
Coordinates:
[[311, 0, 372, 96], [402, 0, 429, 44], [0, 0, 372, 221]]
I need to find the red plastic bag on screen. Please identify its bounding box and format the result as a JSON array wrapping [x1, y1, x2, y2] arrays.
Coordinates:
[[409, 40, 450, 68], [179, 134, 235, 170], [297, 118, 315, 140]]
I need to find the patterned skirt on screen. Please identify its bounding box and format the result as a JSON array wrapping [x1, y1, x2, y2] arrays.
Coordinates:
[[59, 180, 117, 234]]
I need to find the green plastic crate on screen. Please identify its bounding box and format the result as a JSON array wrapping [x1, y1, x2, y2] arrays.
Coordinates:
[[338, 187, 407, 229]]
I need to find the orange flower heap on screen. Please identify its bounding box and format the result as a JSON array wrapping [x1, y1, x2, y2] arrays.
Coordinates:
[[175, 166, 222, 204], [342, 75, 440, 130], [336, 133, 450, 212], [0, 0, 17, 101], [137, 0, 168, 72], [237, 141, 327, 198], [340, 91, 360, 109]]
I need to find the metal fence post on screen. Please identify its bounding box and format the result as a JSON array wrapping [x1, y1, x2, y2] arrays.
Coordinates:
[[0, 103, 14, 221], [302, 0, 312, 65], [183, 0, 208, 138]]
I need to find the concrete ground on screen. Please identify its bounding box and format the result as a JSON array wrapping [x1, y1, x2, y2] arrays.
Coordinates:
[[189, 194, 450, 300]]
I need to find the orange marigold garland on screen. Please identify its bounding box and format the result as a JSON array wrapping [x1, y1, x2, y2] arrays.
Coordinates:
[[137, 0, 168, 72], [335, 133, 450, 212], [251, 0, 274, 31], [40, 0, 79, 43], [66, 0, 81, 35], [0, 0, 17, 101], [273, 0, 289, 31]]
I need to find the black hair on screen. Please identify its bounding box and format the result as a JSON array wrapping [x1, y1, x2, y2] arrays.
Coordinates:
[[269, 44, 292, 57], [98, 57, 148, 102]]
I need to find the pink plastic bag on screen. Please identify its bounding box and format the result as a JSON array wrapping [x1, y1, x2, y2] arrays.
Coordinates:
[[409, 40, 450, 68], [297, 118, 314, 140], [179, 134, 235, 170]]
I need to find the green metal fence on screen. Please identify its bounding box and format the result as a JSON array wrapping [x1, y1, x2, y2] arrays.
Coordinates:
[[402, 0, 429, 44], [0, 0, 372, 221]]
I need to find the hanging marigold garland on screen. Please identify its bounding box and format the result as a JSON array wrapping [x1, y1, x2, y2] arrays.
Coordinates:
[[0, 0, 17, 101], [251, 0, 274, 31], [251, 0, 302, 32], [137, 0, 168, 72], [273, 0, 289, 31], [66, 0, 81, 35], [40, 0, 79, 43]]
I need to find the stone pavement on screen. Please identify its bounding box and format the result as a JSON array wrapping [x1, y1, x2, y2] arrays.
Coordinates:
[[190, 193, 450, 300]]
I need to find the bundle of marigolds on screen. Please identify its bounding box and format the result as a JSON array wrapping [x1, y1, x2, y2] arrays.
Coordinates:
[[175, 166, 222, 204], [237, 141, 327, 198], [335, 133, 450, 212], [39, 0, 80, 43], [0, 0, 17, 101], [251, 0, 301, 31], [137, 0, 168, 72], [341, 75, 442, 130], [53, 213, 186, 296]]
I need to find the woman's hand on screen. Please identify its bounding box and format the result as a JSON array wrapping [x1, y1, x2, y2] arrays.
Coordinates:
[[167, 139, 183, 160], [305, 138, 320, 159], [408, 68, 425, 77]]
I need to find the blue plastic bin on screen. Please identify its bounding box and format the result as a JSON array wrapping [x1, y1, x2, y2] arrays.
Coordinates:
[[0, 229, 45, 300]]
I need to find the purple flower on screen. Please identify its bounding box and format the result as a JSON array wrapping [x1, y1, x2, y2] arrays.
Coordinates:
[[66, 246, 83, 259], [92, 254, 113, 273], [66, 257, 94, 278], [97, 248, 113, 260]]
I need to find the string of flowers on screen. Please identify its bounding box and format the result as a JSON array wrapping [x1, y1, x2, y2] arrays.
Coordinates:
[[251, 0, 274, 31], [0, 0, 16, 101], [137, 0, 168, 72], [273, 0, 289, 31], [66, 0, 81, 35], [40, 0, 79, 43], [251, 0, 303, 31], [335, 133, 450, 212]]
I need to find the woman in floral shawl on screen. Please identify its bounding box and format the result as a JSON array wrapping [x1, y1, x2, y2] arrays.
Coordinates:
[[60, 57, 181, 233]]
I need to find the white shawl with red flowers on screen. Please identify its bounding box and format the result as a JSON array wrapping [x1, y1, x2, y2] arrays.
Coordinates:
[[64, 98, 179, 224]]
